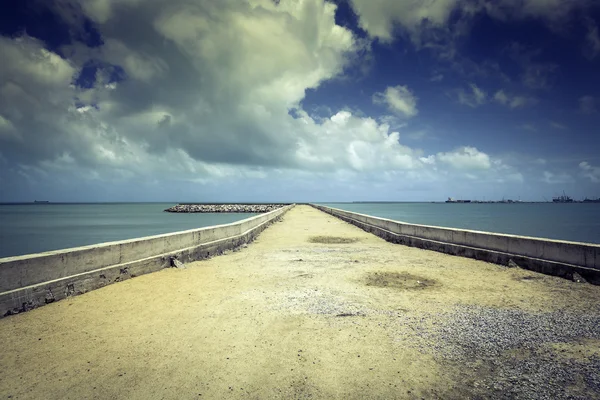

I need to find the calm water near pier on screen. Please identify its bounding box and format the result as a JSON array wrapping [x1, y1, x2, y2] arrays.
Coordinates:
[[322, 202, 600, 244], [1, 202, 598, 259], [0, 203, 256, 258]]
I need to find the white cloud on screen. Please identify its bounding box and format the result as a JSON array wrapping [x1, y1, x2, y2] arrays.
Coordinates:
[[101, 39, 169, 82], [542, 171, 574, 184], [579, 96, 597, 114], [376, 115, 407, 130], [436, 146, 491, 170], [1, 0, 359, 171], [493, 90, 537, 108], [456, 83, 487, 107], [76, 106, 92, 114], [507, 96, 537, 108], [372, 85, 418, 118], [0, 35, 81, 163], [0, 114, 18, 140], [348, 0, 460, 44], [0, 0, 532, 201], [294, 110, 424, 172], [494, 90, 509, 105], [430, 73, 444, 82], [579, 161, 600, 183], [0, 36, 75, 87], [348, 0, 592, 47]]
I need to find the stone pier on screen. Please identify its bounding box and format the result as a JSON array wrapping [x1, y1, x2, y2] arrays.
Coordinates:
[[1, 206, 599, 399]]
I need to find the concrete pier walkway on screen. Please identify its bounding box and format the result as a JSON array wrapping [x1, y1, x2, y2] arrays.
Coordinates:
[[1, 206, 599, 399]]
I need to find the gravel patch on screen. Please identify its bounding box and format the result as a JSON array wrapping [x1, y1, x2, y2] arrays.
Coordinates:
[[391, 306, 600, 400], [253, 284, 600, 399], [244, 288, 371, 316]]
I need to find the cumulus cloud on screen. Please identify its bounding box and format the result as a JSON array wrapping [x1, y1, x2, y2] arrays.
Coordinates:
[[579, 161, 600, 183], [293, 110, 423, 172], [0, 35, 81, 164], [508, 96, 537, 108], [579, 96, 597, 114], [493, 90, 537, 108], [348, 0, 592, 47], [372, 85, 418, 118], [0, 0, 531, 201], [493, 90, 509, 105], [348, 0, 460, 44], [455, 83, 487, 107], [0, 36, 76, 87], [1, 0, 357, 170], [436, 146, 491, 170]]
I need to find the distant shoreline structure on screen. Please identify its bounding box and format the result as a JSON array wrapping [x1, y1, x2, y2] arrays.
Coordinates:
[[445, 196, 600, 204], [552, 191, 573, 203], [351, 199, 599, 204], [8, 198, 600, 206], [445, 198, 471, 203]]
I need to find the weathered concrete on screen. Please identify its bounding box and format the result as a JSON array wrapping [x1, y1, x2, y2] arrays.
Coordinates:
[[0, 205, 599, 400], [0, 205, 293, 317], [312, 204, 600, 284]]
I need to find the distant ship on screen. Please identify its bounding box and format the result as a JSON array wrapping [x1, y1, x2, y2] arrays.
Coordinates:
[[552, 192, 573, 203], [583, 197, 600, 203], [498, 198, 515, 204], [445, 197, 471, 203], [33, 200, 50, 203]]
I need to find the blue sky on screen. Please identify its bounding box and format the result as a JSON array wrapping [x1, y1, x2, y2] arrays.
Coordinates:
[[0, 0, 599, 202]]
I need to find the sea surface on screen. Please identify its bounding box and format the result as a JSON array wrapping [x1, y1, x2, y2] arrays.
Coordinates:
[[2, 202, 599, 259], [0, 203, 256, 258], [322, 202, 600, 244]]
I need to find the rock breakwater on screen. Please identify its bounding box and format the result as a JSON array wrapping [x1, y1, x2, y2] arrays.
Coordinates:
[[164, 204, 286, 213]]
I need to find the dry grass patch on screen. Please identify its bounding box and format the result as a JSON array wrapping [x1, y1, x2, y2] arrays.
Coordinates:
[[365, 271, 438, 290]]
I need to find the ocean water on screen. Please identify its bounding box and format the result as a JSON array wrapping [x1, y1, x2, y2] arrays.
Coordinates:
[[0, 203, 256, 258], [322, 202, 600, 244], [2, 202, 599, 259]]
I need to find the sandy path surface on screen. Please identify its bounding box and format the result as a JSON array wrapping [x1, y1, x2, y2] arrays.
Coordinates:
[[1, 205, 599, 399]]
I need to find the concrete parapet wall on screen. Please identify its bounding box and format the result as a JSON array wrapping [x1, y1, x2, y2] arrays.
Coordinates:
[[312, 204, 600, 284], [0, 205, 294, 317]]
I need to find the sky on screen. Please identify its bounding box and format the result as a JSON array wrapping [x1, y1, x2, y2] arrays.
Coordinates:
[[0, 0, 599, 202]]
